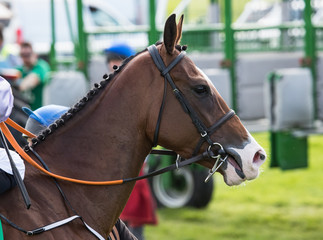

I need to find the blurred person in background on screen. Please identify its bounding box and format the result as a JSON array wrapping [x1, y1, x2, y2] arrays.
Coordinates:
[[104, 43, 136, 73], [105, 43, 158, 240], [0, 23, 20, 69], [120, 164, 158, 240], [22, 104, 69, 143], [16, 41, 50, 110]]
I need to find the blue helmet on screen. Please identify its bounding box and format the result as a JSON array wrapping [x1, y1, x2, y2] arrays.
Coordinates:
[[104, 43, 135, 61], [22, 105, 69, 136]]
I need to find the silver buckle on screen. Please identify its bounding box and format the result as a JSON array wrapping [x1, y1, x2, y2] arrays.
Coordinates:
[[204, 143, 228, 183], [175, 154, 181, 169], [201, 131, 207, 138]]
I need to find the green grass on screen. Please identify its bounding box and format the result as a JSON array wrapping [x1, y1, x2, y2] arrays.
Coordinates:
[[145, 132, 323, 240]]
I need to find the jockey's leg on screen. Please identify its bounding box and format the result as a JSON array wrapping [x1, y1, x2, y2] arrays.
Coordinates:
[[0, 169, 16, 195]]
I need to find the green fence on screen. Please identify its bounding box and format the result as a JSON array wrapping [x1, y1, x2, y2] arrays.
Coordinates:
[[80, 0, 319, 112], [48, 0, 321, 113], [50, 0, 323, 59]]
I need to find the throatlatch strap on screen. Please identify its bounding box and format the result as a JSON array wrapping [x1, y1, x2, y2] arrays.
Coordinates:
[[148, 45, 187, 146], [152, 77, 167, 147]]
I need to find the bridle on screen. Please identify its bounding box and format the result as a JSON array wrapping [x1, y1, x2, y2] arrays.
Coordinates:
[[147, 44, 236, 181], [0, 44, 236, 187], [0, 44, 236, 239]]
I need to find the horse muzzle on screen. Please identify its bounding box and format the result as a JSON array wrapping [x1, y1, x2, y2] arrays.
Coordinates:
[[217, 135, 267, 186]]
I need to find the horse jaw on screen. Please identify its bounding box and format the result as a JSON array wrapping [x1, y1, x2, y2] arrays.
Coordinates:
[[219, 131, 266, 186]]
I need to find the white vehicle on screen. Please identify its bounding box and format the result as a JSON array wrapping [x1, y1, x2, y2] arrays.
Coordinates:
[[235, 0, 282, 26], [0, 2, 12, 27], [5, 0, 148, 56], [233, 0, 322, 49]]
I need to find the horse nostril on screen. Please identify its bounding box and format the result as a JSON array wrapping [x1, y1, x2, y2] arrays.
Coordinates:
[[253, 151, 266, 164], [260, 153, 266, 161]]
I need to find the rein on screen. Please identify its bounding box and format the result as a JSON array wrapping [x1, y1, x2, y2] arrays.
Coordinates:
[[0, 43, 236, 239], [0, 44, 235, 187], [0, 120, 221, 239], [0, 119, 218, 185], [0, 44, 234, 186]]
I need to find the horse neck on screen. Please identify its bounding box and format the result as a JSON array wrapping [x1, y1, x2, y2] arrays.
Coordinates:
[[32, 56, 156, 234], [44, 72, 152, 176]]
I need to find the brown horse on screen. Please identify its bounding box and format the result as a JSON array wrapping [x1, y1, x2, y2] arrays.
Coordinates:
[[0, 14, 266, 239]]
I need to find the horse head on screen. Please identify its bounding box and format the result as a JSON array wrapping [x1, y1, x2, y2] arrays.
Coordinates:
[[147, 14, 266, 186], [0, 14, 267, 239]]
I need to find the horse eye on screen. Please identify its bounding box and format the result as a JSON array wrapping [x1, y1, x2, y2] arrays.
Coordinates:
[[193, 85, 209, 96]]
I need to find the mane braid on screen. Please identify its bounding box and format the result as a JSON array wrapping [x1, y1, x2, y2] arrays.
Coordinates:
[[25, 49, 147, 151], [24, 42, 180, 150]]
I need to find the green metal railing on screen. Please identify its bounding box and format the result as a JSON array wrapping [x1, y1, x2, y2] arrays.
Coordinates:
[[49, 0, 323, 57], [48, 0, 323, 58], [48, 0, 320, 116]]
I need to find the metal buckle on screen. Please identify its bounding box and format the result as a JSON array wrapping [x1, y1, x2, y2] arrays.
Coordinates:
[[175, 154, 182, 170], [173, 88, 179, 93], [207, 143, 223, 159], [204, 143, 228, 183], [201, 131, 207, 138]]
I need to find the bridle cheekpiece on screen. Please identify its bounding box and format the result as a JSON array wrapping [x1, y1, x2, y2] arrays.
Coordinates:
[[147, 44, 235, 181]]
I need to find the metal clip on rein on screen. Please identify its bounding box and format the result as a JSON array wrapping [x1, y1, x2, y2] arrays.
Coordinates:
[[204, 143, 228, 183]]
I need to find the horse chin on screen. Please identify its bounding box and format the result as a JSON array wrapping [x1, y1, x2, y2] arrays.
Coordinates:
[[219, 135, 266, 186], [219, 162, 248, 186]]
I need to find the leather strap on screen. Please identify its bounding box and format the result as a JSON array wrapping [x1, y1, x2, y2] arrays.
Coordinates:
[[0, 213, 105, 240], [147, 45, 186, 147], [147, 44, 235, 153], [0, 120, 212, 185], [109, 226, 120, 240], [192, 109, 236, 156], [0, 128, 31, 209], [5, 118, 36, 139]]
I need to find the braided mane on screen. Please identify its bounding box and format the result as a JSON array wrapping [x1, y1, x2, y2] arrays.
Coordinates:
[[25, 42, 187, 150], [25, 50, 142, 149]]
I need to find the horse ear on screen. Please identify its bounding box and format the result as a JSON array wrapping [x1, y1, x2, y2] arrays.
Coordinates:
[[163, 14, 177, 55], [175, 15, 184, 45]]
